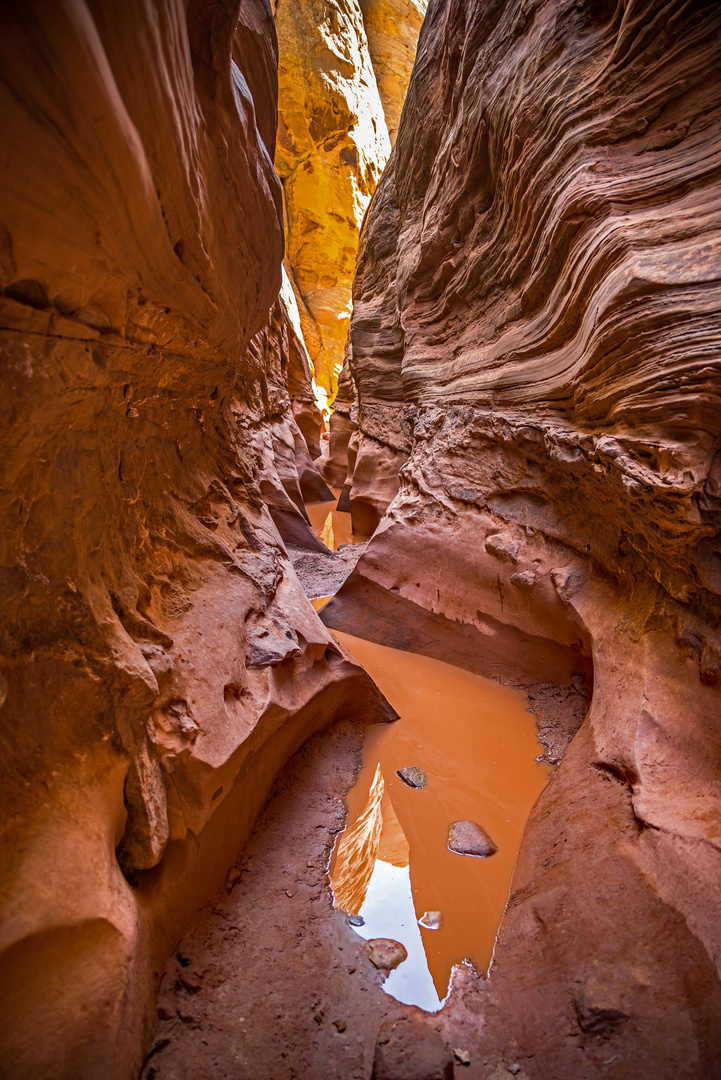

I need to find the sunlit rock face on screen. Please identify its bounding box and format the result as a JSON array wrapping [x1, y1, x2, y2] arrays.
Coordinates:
[[243, 294, 336, 548], [359, 0, 428, 145], [0, 3, 393, 1077], [279, 266, 329, 459], [326, 0, 721, 1070], [273, 0, 426, 399]]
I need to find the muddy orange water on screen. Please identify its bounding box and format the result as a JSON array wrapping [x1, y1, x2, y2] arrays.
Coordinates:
[[329, 630, 552, 1007], [305, 489, 358, 550]]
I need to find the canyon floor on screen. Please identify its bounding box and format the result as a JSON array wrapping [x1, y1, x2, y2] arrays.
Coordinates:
[[142, 510, 587, 1080]]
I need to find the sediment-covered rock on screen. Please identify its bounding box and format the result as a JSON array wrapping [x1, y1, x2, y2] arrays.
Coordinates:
[[0, 4, 393, 1078], [326, 0, 721, 1072], [243, 294, 334, 550]]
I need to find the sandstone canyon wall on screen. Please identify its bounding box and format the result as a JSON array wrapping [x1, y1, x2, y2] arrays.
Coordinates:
[[0, 4, 392, 1078], [358, 0, 428, 146], [272, 0, 426, 401], [324, 0, 721, 1073]]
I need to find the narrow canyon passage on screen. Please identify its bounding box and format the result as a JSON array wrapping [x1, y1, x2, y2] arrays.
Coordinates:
[[305, 492, 357, 551], [1, 1, 720, 1078]]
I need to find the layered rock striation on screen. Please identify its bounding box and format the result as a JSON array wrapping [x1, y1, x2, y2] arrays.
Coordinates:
[[324, 0, 721, 1072], [0, 3, 392, 1078]]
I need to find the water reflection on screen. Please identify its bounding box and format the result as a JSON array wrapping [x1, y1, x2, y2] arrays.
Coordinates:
[[352, 861, 445, 1013], [331, 762, 444, 1011], [305, 489, 358, 551], [331, 762, 385, 915]]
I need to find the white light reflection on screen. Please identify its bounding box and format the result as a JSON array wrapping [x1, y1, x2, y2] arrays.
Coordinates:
[[350, 859, 447, 1013]]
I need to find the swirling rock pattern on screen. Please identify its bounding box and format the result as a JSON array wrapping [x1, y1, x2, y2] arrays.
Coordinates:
[[325, 0, 721, 1071], [0, 3, 393, 1077]]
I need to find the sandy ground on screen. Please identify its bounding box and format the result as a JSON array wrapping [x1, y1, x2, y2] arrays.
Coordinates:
[[142, 723, 412, 1080], [142, 700, 584, 1080]]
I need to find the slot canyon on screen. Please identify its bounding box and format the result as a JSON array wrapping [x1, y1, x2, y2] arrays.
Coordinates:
[[0, 0, 719, 1078]]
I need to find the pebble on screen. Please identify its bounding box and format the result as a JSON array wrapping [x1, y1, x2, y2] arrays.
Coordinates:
[[508, 1065, 521, 1075], [285, 889, 293, 897], [448, 819, 497, 857], [509, 570, 536, 589], [397, 765, 427, 789], [454, 1048, 471, 1065], [418, 910, 442, 930], [366, 938, 408, 970], [333, 1020, 347, 1032], [348, 913, 365, 927]]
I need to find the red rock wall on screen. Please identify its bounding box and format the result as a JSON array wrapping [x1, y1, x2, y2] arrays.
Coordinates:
[[325, 0, 721, 1071], [0, 3, 391, 1077]]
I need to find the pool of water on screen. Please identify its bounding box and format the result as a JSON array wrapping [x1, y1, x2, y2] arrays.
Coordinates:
[[328, 630, 552, 1010], [305, 489, 358, 550]]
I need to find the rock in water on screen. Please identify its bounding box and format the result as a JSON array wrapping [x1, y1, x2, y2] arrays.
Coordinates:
[[418, 910, 442, 930], [366, 938, 408, 970], [448, 821, 498, 858], [397, 766, 427, 788], [372, 1016, 454, 1080]]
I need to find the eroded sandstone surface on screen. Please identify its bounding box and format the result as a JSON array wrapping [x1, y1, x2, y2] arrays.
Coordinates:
[[3, 0, 721, 1077], [273, 0, 390, 397], [0, 4, 393, 1078], [323, 0, 721, 1072]]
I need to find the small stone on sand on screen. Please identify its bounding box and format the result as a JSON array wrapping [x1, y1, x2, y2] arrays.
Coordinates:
[[373, 1016, 454, 1080]]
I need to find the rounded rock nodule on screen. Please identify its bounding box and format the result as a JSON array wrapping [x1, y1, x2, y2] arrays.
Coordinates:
[[372, 1016, 454, 1080]]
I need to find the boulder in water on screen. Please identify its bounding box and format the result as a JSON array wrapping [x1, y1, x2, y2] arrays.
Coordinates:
[[448, 820, 497, 857]]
